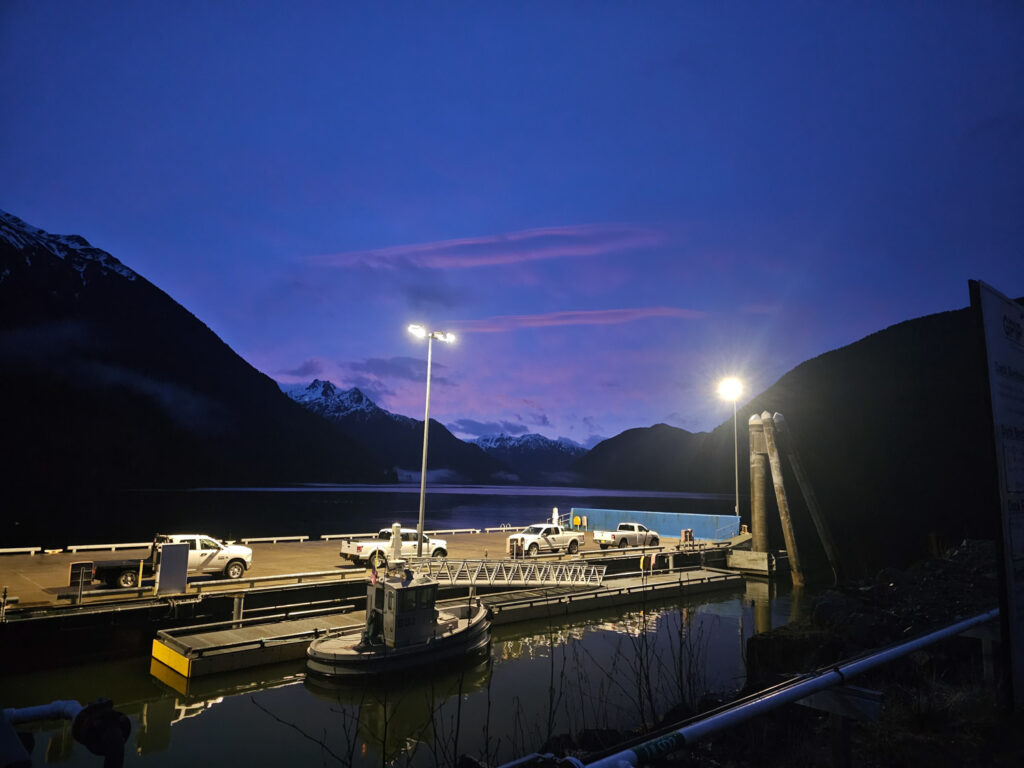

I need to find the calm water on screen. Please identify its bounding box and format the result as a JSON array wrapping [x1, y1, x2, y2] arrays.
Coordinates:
[[23, 484, 736, 548], [2, 582, 802, 767], [3, 486, 794, 767]]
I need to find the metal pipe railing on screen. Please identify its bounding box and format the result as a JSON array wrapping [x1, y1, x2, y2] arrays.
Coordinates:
[[497, 608, 999, 768], [579, 607, 1000, 768]]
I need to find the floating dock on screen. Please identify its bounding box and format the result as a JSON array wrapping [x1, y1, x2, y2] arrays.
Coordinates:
[[150, 566, 742, 680]]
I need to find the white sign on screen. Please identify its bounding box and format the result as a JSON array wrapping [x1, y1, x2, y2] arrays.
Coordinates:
[[972, 280, 1024, 708], [156, 542, 189, 595]]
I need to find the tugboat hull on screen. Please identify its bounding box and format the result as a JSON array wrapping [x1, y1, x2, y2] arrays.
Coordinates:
[[307, 600, 491, 677]]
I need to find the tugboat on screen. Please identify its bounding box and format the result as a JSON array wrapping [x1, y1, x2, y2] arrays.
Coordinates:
[[306, 567, 491, 677]]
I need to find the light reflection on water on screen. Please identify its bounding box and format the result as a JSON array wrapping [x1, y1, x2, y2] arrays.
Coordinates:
[[1, 581, 802, 768]]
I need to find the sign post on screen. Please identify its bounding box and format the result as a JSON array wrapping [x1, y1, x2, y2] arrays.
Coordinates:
[[970, 280, 1024, 708]]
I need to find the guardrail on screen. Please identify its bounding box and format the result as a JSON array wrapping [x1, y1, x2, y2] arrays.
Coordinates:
[[321, 527, 483, 540], [8, 527, 535, 555], [239, 535, 309, 544], [66, 542, 151, 553]]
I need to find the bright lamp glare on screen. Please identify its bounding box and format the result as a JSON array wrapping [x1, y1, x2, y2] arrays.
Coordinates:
[[718, 377, 743, 401], [408, 324, 427, 339], [439, 332, 456, 344]]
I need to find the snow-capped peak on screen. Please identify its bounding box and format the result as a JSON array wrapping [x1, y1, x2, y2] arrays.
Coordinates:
[[285, 379, 383, 418], [0, 209, 138, 283], [471, 433, 586, 455]]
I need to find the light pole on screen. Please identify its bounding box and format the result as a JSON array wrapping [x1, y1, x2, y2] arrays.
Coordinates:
[[717, 377, 743, 517], [408, 324, 455, 556]]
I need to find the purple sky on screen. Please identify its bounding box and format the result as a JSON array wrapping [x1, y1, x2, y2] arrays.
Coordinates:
[[2, 3, 1022, 447]]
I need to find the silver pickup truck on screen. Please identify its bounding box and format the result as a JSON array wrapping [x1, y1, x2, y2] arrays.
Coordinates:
[[592, 522, 660, 549]]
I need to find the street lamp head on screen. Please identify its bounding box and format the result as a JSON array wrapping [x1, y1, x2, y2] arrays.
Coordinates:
[[408, 324, 456, 344], [718, 377, 743, 402]]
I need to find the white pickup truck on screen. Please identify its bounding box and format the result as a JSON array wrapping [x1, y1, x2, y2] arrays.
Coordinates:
[[338, 527, 448, 569], [92, 534, 254, 588], [506, 524, 582, 557], [592, 522, 660, 549]]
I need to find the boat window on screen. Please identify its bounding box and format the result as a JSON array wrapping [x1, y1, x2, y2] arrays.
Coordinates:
[[397, 589, 417, 611]]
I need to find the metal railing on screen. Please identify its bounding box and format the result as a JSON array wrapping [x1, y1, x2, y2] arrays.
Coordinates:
[[0, 547, 42, 556], [8, 526, 534, 555], [240, 535, 309, 544], [66, 542, 151, 553], [409, 558, 607, 588], [500, 607, 1001, 768]]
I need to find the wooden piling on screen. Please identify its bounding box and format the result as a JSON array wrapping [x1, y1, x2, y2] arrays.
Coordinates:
[[761, 411, 805, 587], [748, 413, 770, 553]]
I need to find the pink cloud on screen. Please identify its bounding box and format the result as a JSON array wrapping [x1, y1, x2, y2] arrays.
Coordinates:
[[454, 306, 706, 333], [311, 223, 664, 269]]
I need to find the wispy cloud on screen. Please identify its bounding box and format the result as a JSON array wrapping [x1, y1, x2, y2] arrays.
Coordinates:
[[311, 224, 663, 270], [277, 358, 326, 378], [454, 306, 706, 333], [447, 418, 529, 438]]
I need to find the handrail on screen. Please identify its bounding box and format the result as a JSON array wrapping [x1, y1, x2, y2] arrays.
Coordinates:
[[574, 607, 1001, 768], [189, 569, 359, 593]]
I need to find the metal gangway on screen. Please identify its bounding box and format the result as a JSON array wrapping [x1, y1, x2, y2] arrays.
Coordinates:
[[408, 558, 606, 588]]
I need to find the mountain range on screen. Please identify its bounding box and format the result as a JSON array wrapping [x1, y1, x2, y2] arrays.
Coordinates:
[[0, 209, 1011, 575], [284, 379, 588, 484]]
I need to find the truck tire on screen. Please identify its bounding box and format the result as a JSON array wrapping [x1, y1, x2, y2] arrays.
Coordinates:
[[431, 548, 447, 559], [370, 551, 388, 570], [567, 539, 579, 554], [599, 543, 609, 550], [118, 570, 138, 588], [528, 543, 539, 556], [224, 560, 246, 579], [650, 537, 659, 546], [618, 539, 629, 548]]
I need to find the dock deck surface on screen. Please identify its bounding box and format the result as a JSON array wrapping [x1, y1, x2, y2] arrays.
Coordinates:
[[1, 531, 721, 607]]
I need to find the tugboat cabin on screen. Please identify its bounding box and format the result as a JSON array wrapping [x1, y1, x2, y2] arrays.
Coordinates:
[[365, 574, 441, 649]]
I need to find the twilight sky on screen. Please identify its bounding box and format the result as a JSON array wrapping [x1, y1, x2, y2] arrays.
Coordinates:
[[2, 3, 1022, 447]]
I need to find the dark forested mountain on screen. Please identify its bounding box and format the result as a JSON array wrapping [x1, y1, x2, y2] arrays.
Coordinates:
[[286, 379, 507, 482], [0, 210, 385, 542], [574, 304, 1007, 575], [470, 433, 587, 484]]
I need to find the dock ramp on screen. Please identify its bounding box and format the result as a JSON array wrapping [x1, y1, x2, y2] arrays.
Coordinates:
[[409, 558, 606, 588]]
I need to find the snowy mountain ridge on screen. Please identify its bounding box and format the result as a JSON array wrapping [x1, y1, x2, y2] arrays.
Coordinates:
[[0, 209, 138, 285], [285, 379, 417, 425], [471, 433, 586, 454]]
